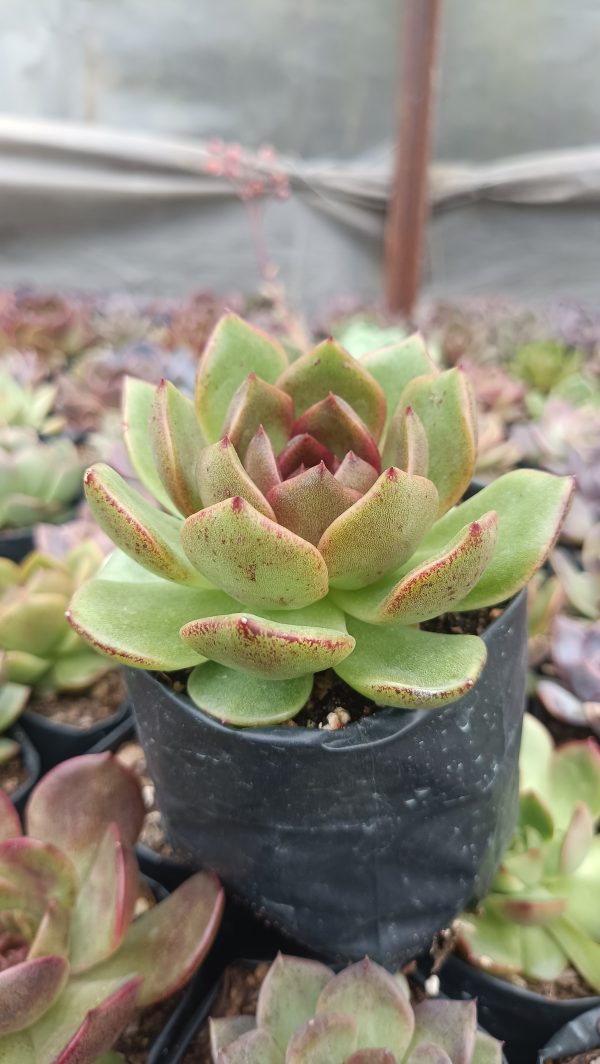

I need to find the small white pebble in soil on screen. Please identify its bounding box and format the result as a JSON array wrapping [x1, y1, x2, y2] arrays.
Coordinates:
[[424, 974, 440, 997], [321, 707, 352, 730]]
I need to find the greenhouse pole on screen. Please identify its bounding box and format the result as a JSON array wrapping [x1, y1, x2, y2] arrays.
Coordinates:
[[384, 0, 442, 317]]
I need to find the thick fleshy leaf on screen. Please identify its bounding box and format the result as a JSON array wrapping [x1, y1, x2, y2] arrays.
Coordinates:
[[4, 651, 49, 686], [0, 737, 20, 765], [519, 713, 554, 797], [122, 376, 179, 515], [181, 603, 354, 680], [410, 999, 476, 1064], [559, 803, 594, 875], [30, 975, 141, 1064], [360, 334, 438, 433], [316, 958, 414, 1059], [286, 1012, 358, 1064], [0, 837, 77, 910], [68, 574, 226, 670], [257, 954, 332, 1053], [195, 313, 288, 442], [382, 406, 429, 477], [217, 1028, 282, 1064], [268, 463, 360, 545], [563, 836, 600, 940], [277, 433, 336, 478], [547, 916, 600, 993], [187, 663, 313, 726], [83, 463, 203, 586], [0, 788, 22, 842], [519, 791, 554, 840], [0, 590, 66, 656], [69, 825, 138, 973], [457, 911, 526, 977], [197, 437, 276, 518], [398, 369, 476, 515], [89, 871, 224, 1006], [181, 497, 329, 610], [291, 394, 380, 470], [28, 900, 70, 960], [333, 513, 498, 625], [0, 956, 68, 1034], [0, 682, 29, 731], [547, 739, 600, 828], [494, 891, 567, 926], [49, 649, 112, 692], [472, 1030, 504, 1064], [149, 379, 205, 516], [318, 468, 439, 590], [413, 471, 575, 611], [244, 426, 281, 495], [26, 753, 145, 880], [0, 1031, 35, 1063], [223, 374, 294, 459], [277, 338, 386, 439], [335, 620, 487, 709], [406, 1045, 451, 1064], [334, 452, 379, 494], [210, 1016, 255, 1058], [347, 1052, 398, 1064]]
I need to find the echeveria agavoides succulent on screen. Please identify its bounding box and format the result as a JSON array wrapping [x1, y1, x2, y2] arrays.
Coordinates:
[[0, 753, 224, 1062], [0, 429, 83, 531], [456, 714, 600, 991], [68, 314, 574, 725], [210, 954, 502, 1063], [0, 373, 63, 436]]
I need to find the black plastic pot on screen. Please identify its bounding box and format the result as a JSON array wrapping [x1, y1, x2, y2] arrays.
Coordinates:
[[89, 717, 194, 891], [127, 588, 527, 968], [438, 954, 600, 1064], [0, 526, 34, 562], [6, 724, 41, 816], [538, 1005, 600, 1064], [21, 697, 131, 772]]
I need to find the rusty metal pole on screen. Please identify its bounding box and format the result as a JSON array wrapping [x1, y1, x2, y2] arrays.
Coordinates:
[[384, 0, 442, 319]]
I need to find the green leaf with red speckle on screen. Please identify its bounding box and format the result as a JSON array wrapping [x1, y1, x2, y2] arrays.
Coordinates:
[[223, 375, 293, 459], [149, 380, 205, 516], [318, 468, 438, 590], [268, 464, 360, 545], [180, 600, 355, 680], [398, 368, 477, 516], [195, 313, 288, 442], [181, 497, 329, 611], [291, 395, 381, 470], [360, 334, 438, 433], [83, 463, 204, 587], [334, 621, 487, 709], [382, 405, 429, 477], [331, 512, 498, 625], [122, 377, 179, 516], [277, 338, 386, 440], [197, 437, 276, 519]]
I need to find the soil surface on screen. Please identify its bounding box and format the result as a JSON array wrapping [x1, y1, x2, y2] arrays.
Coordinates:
[[0, 751, 27, 796], [26, 669, 126, 729], [160, 603, 504, 731], [115, 991, 184, 1063], [116, 739, 186, 861]]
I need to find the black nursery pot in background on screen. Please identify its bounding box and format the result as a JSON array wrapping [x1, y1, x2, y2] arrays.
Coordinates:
[[7, 724, 41, 816], [21, 698, 131, 772], [127, 589, 527, 969], [439, 954, 600, 1064], [538, 1005, 600, 1064], [0, 527, 34, 563]]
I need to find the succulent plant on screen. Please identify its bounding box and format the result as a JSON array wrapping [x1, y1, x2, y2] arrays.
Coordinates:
[[0, 429, 84, 531], [512, 340, 584, 396], [456, 714, 600, 992], [210, 954, 502, 1063], [68, 314, 573, 726], [0, 373, 63, 436], [0, 653, 28, 764], [536, 616, 600, 737], [0, 543, 115, 701], [0, 289, 93, 361], [0, 752, 224, 1061]]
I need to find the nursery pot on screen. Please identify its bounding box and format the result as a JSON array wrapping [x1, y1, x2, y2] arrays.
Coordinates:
[[21, 697, 130, 772], [6, 724, 41, 816], [438, 954, 600, 1064], [537, 1005, 600, 1064], [127, 588, 527, 968], [0, 526, 34, 563]]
